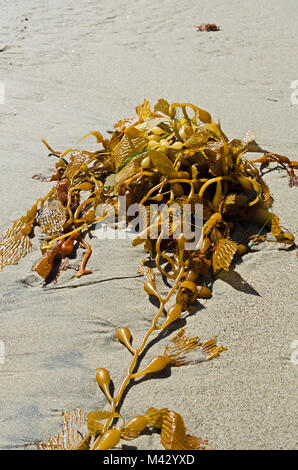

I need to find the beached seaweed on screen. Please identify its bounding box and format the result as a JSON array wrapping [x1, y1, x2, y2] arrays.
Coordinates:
[[1, 99, 297, 450], [196, 23, 220, 32]]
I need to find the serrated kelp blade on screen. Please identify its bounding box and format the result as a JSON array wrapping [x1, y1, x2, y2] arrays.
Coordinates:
[[0, 233, 32, 271], [114, 154, 145, 186], [145, 407, 168, 429], [37, 200, 66, 236], [0, 216, 28, 243], [212, 238, 238, 272], [111, 134, 147, 172], [221, 193, 249, 216], [160, 410, 208, 450], [164, 328, 201, 366], [201, 338, 227, 361], [136, 98, 153, 119], [37, 408, 88, 450], [154, 98, 171, 116], [63, 151, 91, 179]]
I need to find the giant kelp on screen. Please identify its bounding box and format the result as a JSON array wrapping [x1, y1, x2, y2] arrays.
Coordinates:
[[1, 99, 297, 450]]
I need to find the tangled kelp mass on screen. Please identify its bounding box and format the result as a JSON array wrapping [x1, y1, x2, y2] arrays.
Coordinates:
[[1, 99, 297, 450]]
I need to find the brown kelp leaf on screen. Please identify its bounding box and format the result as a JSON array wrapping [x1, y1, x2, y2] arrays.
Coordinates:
[[164, 328, 201, 366], [221, 193, 249, 215], [164, 328, 226, 365], [170, 102, 212, 125], [183, 129, 210, 149], [154, 98, 171, 117], [111, 134, 147, 171], [136, 98, 153, 120], [63, 150, 91, 179], [270, 214, 282, 236], [114, 154, 145, 187], [0, 216, 27, 242], [36, 199, 66, 235], [161, 410, 208, 450], [87, 410, 121, 437], [145, 407, 168, 429], [196, 23, 220, 32], [201, 338, 227, 360], [0, 231, 32, 272], [212, 238, 238, 272], [37, 408, 88, 450], [203, 123, 228, 141], [148, 149, 175, 176], [251, 231, 295, 248], [145, 408, 208, 450]]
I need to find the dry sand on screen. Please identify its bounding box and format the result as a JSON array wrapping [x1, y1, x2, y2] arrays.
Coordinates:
[[0, 0, 297, 450]]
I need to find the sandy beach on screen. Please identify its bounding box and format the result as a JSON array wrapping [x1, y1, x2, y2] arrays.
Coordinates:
[[0, 0, 297, 450]]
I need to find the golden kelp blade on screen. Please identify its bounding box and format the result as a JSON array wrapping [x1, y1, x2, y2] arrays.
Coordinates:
[[37, 408, 88, 450], [145, 408, 208, 450], [164, 328, 226, 366], [212, 238, 238, 272], [270, 214, 282, 236], [111, 134, 147, 172], [63, 150, 91, 179], [145, 407, 169, 429], [201, 338, 227, 360], [221, 193, 249, 215], [148, 149, 175, 176], [164, 328, 201, 366], [114, 153, 145, 187], [0, 231, 31, 271], [36, 199, 66, 236], [161, 410, 208, 450], [136, 98, 153, 120], [154, 98, 171, 116], [0, 216, 27, 241]]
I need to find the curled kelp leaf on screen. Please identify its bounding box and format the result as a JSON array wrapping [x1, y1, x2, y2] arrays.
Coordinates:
[[145, 408, 208, 450]]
